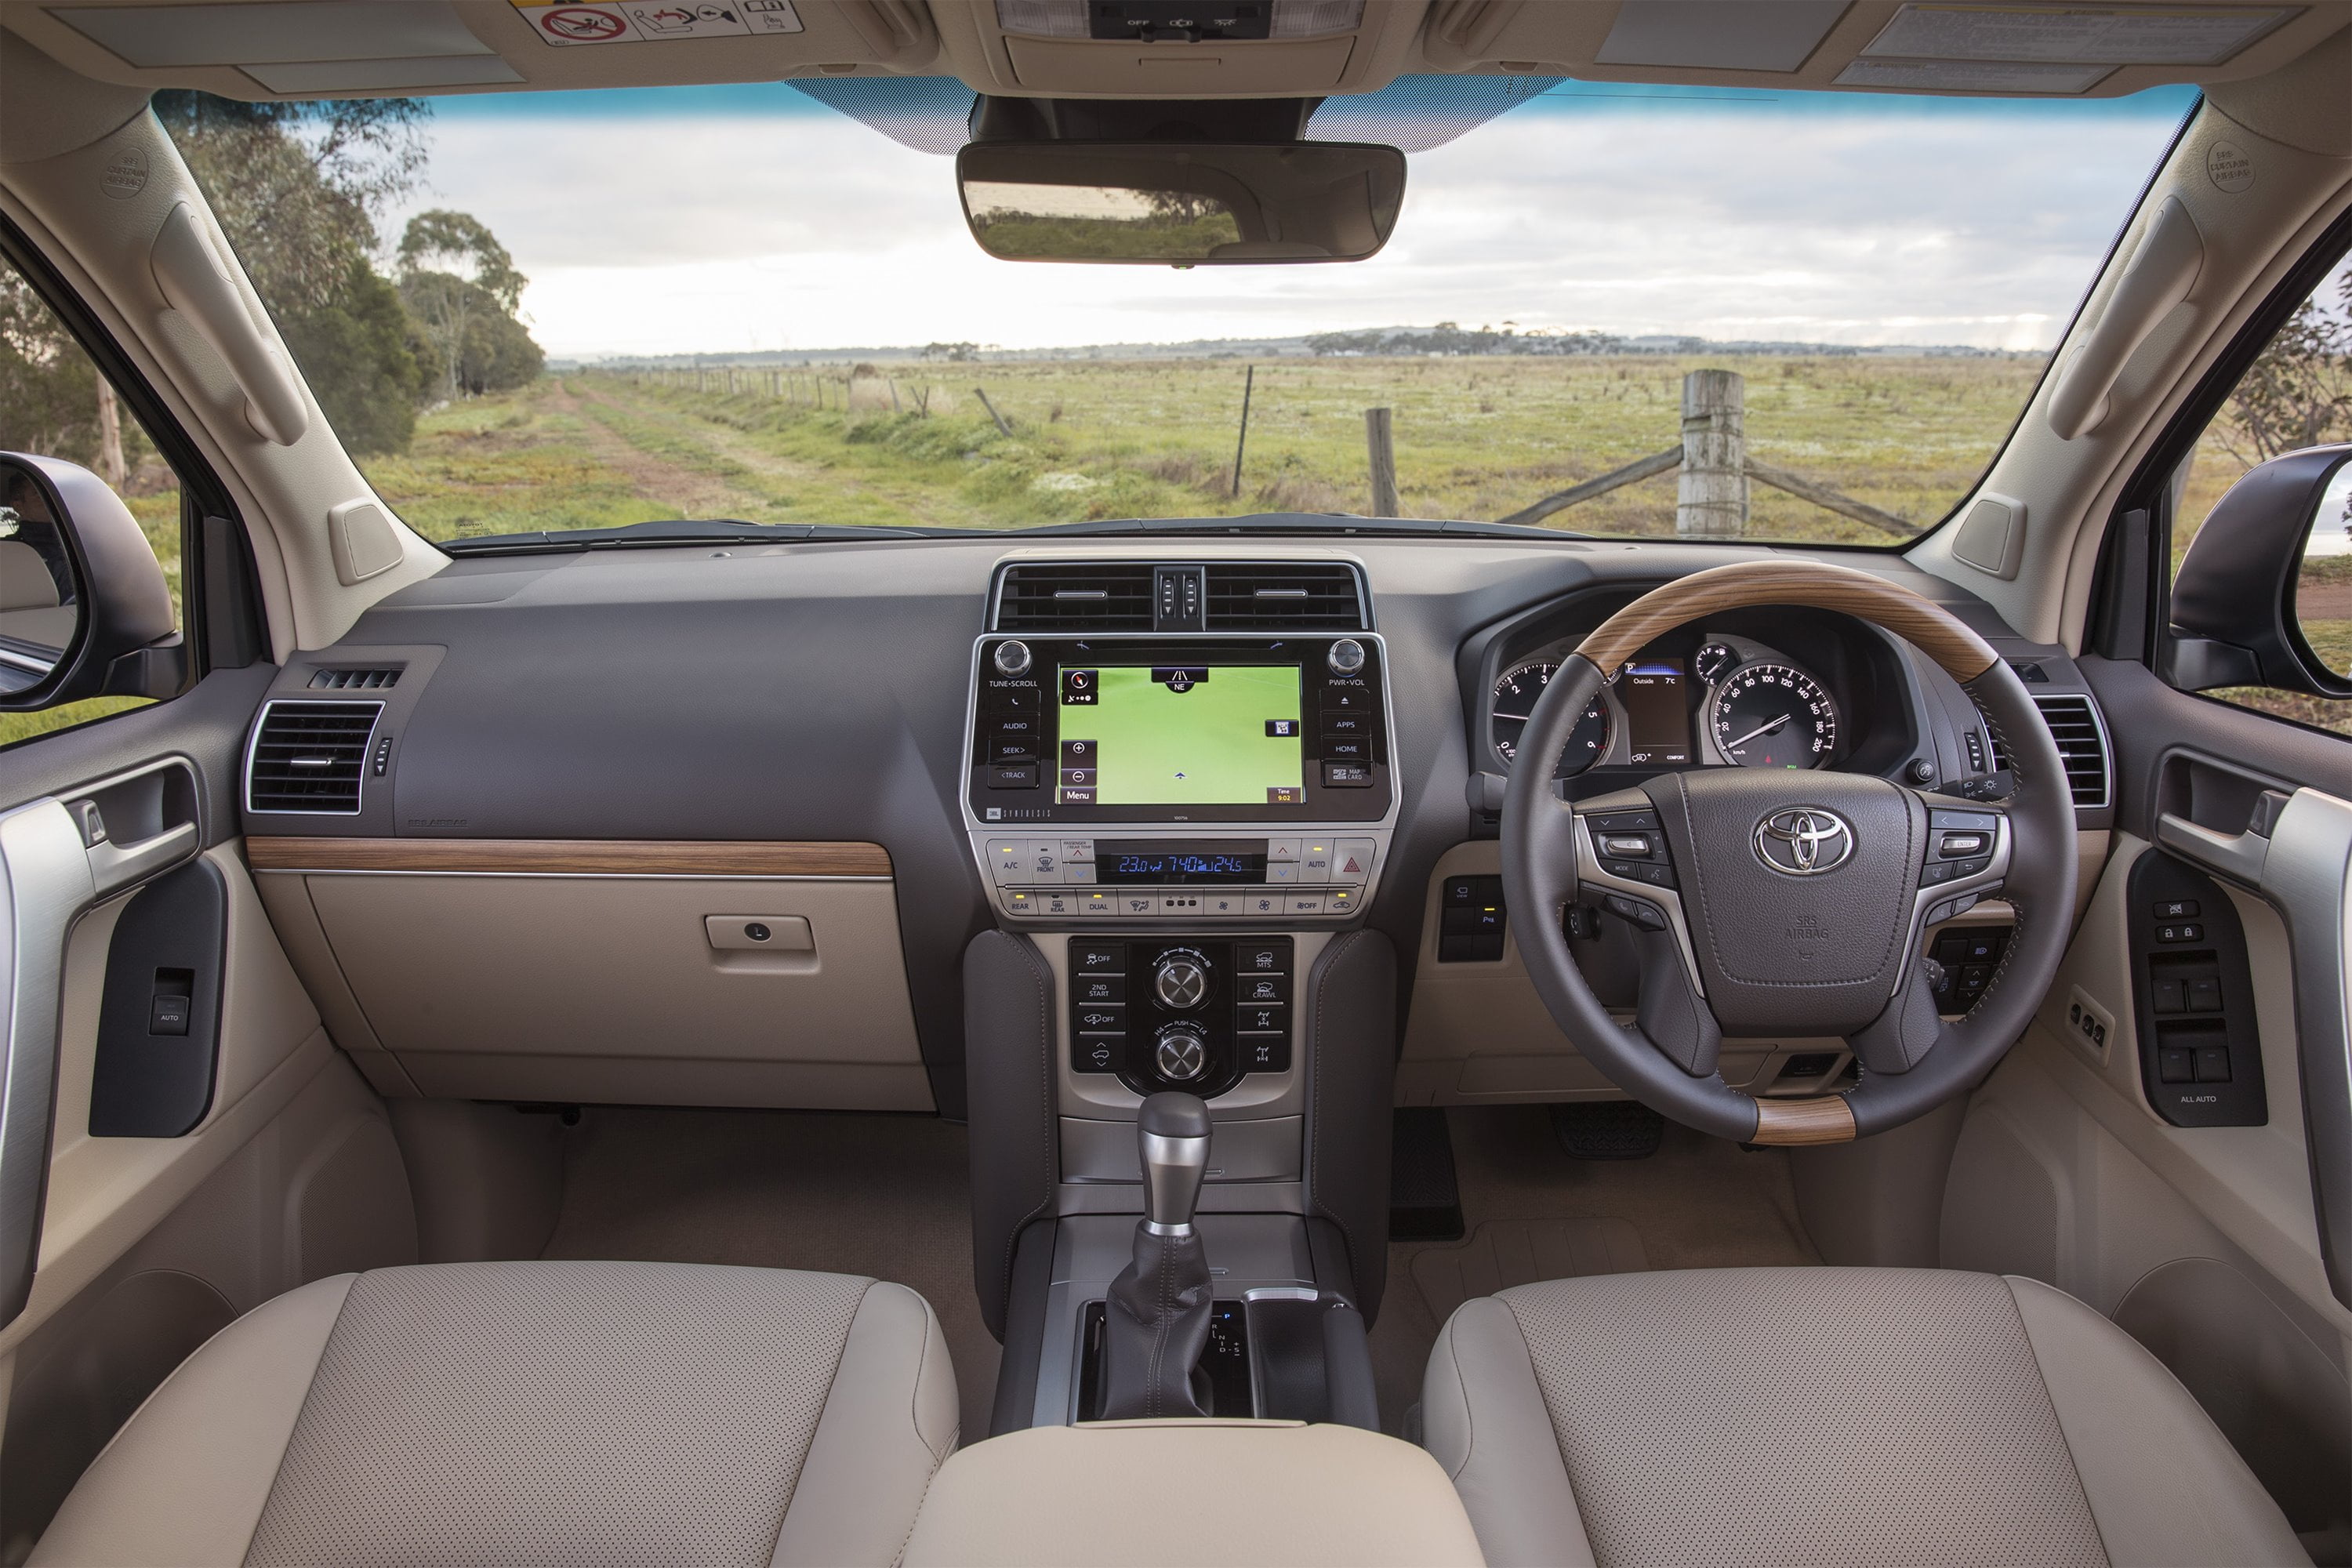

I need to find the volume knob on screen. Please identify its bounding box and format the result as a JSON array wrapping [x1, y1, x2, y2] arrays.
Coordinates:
[[1327, 638, 1367, 677], [1154, 956, 1209, 1010], [993, 640, 1033, 677]]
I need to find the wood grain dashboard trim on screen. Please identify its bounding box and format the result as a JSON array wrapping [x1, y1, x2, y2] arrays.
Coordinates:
[[1750, 1094, 1859, 1146], [245, 838, 894, 877]]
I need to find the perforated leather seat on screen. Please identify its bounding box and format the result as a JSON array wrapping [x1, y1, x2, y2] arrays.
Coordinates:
[[33, 1260, 956, 1568], [1423, 1267, 2308, 1568]]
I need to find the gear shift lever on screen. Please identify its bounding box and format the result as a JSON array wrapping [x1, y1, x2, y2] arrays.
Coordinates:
[[1139, 1092, 1211, 1232], [1097, 1093, 1215, 1420]]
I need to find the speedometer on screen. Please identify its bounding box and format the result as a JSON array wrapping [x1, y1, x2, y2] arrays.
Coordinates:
[[1710, 663, 1838, 768], [1493, 660, 1610, 774]]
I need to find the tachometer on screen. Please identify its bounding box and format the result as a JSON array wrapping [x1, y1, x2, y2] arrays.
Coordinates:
[[1710, 663, 1838, 768], [1493, 660, 1611, 774]]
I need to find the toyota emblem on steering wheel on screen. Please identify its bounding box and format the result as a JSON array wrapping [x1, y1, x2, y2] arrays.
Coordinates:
[[1755, 807, 1855, 876]]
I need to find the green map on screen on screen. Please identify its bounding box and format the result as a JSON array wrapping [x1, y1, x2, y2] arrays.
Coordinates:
[[1062, 666, 1302, 804]]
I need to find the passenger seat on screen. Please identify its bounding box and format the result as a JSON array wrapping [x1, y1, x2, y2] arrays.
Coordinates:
[[32, 1260, 956, 1566]]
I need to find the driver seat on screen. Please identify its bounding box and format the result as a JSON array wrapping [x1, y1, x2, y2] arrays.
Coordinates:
[[1424, 1267, 2308, 1568]]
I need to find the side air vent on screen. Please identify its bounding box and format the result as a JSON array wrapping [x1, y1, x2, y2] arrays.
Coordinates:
[[996, 564, 1155, 630], [308, 666, 401, 690], [1990, 694, 2111, 809], [246, 700, 382, 815], [1203, 564, 1366, 630]]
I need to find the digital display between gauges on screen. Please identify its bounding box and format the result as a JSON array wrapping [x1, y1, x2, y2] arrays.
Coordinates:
[[1619, 659, 1691, 766], [1710, 662, 1839, 768], [1490, 659, 1610, 775]]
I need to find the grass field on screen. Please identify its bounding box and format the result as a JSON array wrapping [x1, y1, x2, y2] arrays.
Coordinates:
[[362, 355, 2053, 544]]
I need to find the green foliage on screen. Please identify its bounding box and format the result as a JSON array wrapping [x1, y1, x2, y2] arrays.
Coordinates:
[[971, 210, 1243, 261], [398, 210, 536, 402], [0, 270, 100, 459], [278, 261, 429, 455]]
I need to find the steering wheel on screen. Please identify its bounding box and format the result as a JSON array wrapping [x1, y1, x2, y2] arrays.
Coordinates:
[[1501, 561, 2077, 1145]]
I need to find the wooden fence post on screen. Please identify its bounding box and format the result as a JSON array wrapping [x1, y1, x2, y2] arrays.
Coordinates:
[[1676, 368, 1746, 539], [1365, 407, 1398, 517], [974, 387, 1014, 437], [1231, 365, 1254, 498]]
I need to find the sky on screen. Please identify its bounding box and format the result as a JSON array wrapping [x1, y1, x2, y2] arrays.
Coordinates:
[[387, 79, 2200, 360]]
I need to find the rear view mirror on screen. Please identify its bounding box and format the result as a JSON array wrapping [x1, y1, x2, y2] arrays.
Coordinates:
[[0, 453, 179, 710], [2169, 442, 2352, 696], [956, 141, 1406, 265]]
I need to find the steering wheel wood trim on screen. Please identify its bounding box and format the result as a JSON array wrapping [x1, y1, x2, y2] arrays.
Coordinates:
[[1578, 560, 2000, 684], [1504, 560, 2075, 1147]]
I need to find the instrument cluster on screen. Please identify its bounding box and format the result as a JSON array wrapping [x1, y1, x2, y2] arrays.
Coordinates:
[[1489, 630, 1846, 779]]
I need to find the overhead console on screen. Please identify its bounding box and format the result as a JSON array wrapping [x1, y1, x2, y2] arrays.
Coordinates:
[[967, 561, 1393, 927]]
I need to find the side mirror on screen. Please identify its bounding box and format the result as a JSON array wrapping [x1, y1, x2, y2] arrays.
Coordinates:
[[2168, 443, 2352, 697], [0, 453, 180, 710], [956, 141, 1406, 265]]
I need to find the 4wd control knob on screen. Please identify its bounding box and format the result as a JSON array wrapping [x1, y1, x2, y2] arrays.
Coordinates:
[[1327, 637, 1367, 677], [993, 640, 1033, 677], [1155, 1029, 1207, 1082], [1154, 955, 1209, 1010]]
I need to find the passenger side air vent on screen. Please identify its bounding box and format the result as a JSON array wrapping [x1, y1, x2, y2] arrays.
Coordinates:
[[996, 564, 1156, 631], [246, 700, 382, 815], [1203, 564, 1366, 630], [1989, 694, 2110, 809], [308, 666, 401, 690]]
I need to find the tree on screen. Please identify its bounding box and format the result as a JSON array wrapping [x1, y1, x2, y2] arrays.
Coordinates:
[[2218, 271, 2352, 465], [154, 93, 435, 454], [0, 270, 100, 462], [399, 210, 529, 403]]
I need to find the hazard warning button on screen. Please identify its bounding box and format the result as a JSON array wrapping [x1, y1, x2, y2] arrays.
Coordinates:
[[1334, 838, 1377, 880]]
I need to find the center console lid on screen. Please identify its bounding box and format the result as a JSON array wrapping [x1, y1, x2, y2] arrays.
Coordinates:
[[901, 1420, 1484, 1567]]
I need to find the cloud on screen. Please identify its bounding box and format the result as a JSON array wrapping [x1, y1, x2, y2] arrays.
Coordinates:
[[396, 88, 2194, 358]]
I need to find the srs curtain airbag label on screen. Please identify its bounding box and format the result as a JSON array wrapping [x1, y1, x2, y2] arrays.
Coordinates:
[[511, 0, 802, 45], [1057, 666, 1304, 808]]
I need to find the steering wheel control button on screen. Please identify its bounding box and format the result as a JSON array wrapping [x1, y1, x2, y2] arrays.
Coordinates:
[[1936, 832, 1989, 858], [1603, 894, 1668, 932], [1602, 835, 1653, 858], [1929, 808, 2001, 833], [1587, 809, 1661, 834]]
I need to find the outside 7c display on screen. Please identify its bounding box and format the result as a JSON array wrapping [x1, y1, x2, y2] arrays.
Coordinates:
[[1056, 664, 1304, 807]]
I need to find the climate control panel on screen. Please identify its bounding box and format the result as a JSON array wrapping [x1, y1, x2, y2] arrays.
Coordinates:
[[1068, 936, 1293, 1100]]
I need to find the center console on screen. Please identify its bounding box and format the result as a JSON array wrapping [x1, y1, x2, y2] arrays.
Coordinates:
[[962, 562, 1399, 1439]]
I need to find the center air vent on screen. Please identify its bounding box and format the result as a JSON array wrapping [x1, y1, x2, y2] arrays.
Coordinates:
[[996, 564, 1155, 630], [246, 700, 382, 815], [1205, 564, 1366, 630], [308, 666, 401, 690], [1990, 693, 2111, 810]]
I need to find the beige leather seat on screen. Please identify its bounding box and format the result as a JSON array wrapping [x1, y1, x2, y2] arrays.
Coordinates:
[[33, 1260, 956, 1567], [1424, 1267, 2309, 1568]]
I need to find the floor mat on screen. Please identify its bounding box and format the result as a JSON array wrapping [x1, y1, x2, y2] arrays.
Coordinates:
[[541, 1106, 997, 1432], [1410, 1216, 1650, 1327]]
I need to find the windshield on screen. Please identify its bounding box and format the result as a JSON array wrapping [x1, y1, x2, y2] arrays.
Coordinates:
[[161, 79, 2197, 545]]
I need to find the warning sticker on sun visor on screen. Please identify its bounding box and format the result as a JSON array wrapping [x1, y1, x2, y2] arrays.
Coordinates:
[[510, 0, 803, 45], [1860, 5, 2292, 67]]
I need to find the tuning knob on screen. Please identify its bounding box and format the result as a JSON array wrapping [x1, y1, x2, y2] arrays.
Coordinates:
[[1154, 955, 1209, 1010], [1155, 1029, 1207, 1082], [1327, 638, 1367, 677], [993, 640, 1033, 677]]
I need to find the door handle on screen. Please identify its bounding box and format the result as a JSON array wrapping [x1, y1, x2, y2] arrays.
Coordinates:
[[85, 821, 198, 898], [2155, 811, 2270, 887]]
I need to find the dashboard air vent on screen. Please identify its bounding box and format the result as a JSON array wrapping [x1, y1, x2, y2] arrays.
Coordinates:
[[1203, 564, 1365, 630], [247, 700, 382, 815], [1990, 694, 2110, 809], [308, 666, 401, 690], [996, 564, 1155, 631]]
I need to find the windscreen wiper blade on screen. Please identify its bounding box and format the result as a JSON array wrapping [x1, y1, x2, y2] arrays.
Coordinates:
[[1006, 513, 1597, 541], [441, 517, 955, 554]]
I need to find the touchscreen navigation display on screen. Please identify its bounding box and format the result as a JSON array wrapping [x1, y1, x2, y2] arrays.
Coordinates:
[[1057, 664, 1304, 807]]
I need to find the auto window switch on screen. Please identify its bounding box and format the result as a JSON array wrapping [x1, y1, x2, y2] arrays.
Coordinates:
[[148, 993, 191, 1036], [2187, 977, 2222, 1012], [2152, 978, 2186, 1014], [2194, 1046, 2233, 1083], [2158, 1047, 2194, 1084]]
